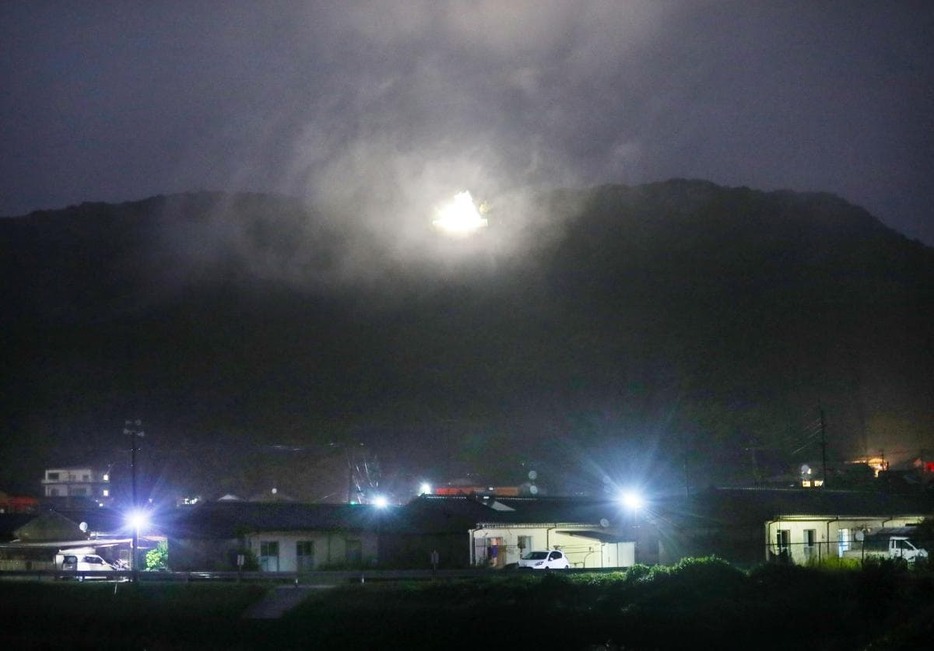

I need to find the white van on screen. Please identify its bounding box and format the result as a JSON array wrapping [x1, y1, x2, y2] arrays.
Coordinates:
[[55, 549, 116, 580], [844, 528, 930, 563]]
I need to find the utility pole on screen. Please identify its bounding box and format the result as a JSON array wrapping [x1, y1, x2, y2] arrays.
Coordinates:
[[819, 407, 828, 489], [124, 419, 144, 582]]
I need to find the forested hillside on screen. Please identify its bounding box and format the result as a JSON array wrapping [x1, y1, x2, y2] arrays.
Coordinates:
[[2, 181, 931, 500]]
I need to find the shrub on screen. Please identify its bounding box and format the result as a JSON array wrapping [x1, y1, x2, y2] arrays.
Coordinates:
[[145, 540, 169, 571], [856, 557, 911, 624], [804, 554, 861, 571]]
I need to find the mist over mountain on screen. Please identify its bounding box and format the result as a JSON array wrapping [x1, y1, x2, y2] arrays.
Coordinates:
[[2, 181, 932, 502]]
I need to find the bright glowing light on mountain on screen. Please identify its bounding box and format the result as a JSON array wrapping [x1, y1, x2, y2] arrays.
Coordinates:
[[432, 191, 488, 236]]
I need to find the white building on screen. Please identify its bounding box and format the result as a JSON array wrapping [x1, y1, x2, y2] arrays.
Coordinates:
[[653, 487, 934, 566], [41, 467, 112, 505], [469, 522, 635, 569]]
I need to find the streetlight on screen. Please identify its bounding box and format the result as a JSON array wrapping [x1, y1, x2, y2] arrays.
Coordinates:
[[123, 420, 144, 582], [619, 490, 644, 512], [126, 508, 149, 582], [371, 495, 390, 567], [617, 489, 645, 565]]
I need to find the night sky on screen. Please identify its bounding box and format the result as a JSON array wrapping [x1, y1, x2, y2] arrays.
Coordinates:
[[2, 1, 933, 246]]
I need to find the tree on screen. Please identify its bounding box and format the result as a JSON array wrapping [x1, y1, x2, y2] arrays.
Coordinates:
[[145, 540, 169, 571], [911, 517, 934, 552]]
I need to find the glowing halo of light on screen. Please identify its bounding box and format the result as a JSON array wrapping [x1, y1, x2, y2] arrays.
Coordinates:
[[126, 509, 150, 531], [432, 190, 488, 236], [619, 491, 644, 511]]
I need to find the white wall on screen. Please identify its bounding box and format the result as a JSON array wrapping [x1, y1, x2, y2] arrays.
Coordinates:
[[248, 531, 377, 572], [470, 526, 635, 569], [765, 516, 925, 564]]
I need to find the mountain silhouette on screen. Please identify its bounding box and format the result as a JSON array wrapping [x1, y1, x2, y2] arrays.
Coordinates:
[[2, 181, 931, 501]]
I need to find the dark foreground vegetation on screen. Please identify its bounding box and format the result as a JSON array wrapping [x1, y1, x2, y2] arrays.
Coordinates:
[[2, 558, 933, 650]]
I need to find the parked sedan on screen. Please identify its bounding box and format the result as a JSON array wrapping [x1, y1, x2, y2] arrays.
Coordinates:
[[518, 550, 570, 569]]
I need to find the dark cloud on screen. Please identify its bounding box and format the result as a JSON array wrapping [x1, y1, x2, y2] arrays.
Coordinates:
[[1, 1, 932, 245]]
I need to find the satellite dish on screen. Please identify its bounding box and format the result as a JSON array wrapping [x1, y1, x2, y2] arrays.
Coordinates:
[[529, 485, 539, 495], [528, 470, 537, 481], [600, 518, 609, 528], [79, 522, 88, 532]]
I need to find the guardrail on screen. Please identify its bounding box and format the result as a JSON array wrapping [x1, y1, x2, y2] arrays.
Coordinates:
[[0, 566, 600, 583], [0, 568, 503, 583], [0, 569, 130, 582]]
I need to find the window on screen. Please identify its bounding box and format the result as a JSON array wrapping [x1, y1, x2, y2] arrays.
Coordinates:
[[518, 535, 532, 553], [838, 529, 851, 556], [259, 541, 279, 572], [47, 472, 60, 481], [345, 539, 362, 566], [296, 540, 315, 572], [803, 529, 817, 560]]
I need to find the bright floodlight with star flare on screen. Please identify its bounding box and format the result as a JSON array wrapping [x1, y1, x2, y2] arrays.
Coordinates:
[[619, 491, 644, 511], [126, 509, 150, 531], [432, 191, 488, 236]]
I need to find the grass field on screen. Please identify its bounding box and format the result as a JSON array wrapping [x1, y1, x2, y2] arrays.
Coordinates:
[[2, 558, 933, 649]]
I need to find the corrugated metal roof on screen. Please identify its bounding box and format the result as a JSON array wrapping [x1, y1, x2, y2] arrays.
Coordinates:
[[386, 495, 624, 533], [0, 508, 134, 542], [654, 488, 934, 528], [164, 502, 381, 539], [105, 489, 934, 541]]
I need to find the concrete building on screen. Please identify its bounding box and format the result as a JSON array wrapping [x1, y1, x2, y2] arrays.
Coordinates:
[[41, 466, 112, 506]]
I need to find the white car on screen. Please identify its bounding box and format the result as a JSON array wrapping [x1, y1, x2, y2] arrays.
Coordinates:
[[58, 553, 117, 580], [518, 550, 570, 569]]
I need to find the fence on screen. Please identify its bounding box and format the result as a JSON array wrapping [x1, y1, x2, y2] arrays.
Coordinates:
[[0, 567, 513, 584]]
